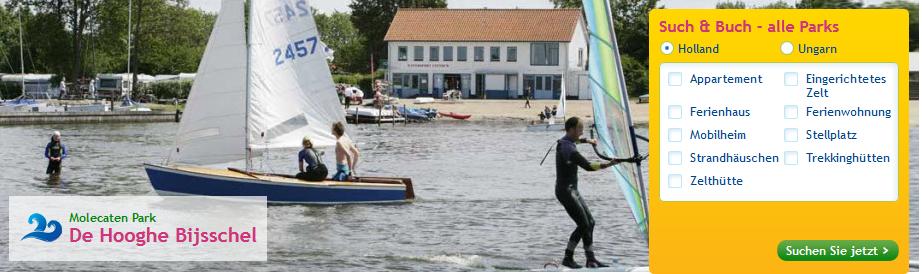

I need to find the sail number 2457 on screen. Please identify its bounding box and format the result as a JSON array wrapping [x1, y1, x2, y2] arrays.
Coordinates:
[[273, 36, 318, 66]]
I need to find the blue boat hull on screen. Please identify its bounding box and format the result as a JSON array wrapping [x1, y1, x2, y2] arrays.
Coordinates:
[[144, 164, 412, 204]]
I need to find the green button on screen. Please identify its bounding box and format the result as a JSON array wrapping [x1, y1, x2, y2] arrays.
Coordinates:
[[778, 240, 898, 261]]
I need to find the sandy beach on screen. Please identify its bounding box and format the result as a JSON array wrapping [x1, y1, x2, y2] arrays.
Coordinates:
[[398, 98, 649, 125], [401, 99, 919, 127]]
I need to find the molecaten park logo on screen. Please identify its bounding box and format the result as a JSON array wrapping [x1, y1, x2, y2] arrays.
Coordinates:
[[20, 213, 63, 242]]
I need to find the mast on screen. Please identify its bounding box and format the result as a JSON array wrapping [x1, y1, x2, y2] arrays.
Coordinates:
[[601, 0, 650, 239], [127, 0, 132, 98], [18, 8, 25, 98], [244, 0, 252, 171]]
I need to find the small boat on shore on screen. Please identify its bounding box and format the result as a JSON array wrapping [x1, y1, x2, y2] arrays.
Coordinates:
[[144, 0, 415, 204], [439, 112, 471, 120], [346, 106, 405, 124]]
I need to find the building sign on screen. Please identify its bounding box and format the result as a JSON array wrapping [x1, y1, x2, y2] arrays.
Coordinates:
[[407, 63, 451, 68]]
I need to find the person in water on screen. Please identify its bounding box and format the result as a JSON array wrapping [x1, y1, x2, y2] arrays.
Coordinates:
[[44, 131, 68, 175], [555, 117, 624, 268], [332, 122, 359, 181], [296, 136, 328, 181]]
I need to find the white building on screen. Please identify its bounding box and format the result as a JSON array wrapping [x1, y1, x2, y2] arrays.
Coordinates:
[[384, 8, 590, 100]]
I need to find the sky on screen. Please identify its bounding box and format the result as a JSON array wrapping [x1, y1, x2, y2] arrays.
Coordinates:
[[187, 0, 902, 13]]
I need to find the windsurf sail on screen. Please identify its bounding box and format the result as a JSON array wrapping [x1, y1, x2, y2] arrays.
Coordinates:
[[580, 0, 650, 240]]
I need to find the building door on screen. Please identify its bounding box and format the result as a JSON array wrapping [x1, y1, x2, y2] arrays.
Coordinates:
[[461, 74, 471, 98], [433, 74, 444, 98], [525, 75, 559, 99], [475, 74, 485, 99], [444, 74, 461, 91]]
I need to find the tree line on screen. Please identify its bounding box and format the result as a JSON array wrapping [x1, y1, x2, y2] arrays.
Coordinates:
[[1, 0, 916, 99], [0, 0, 214, 87], [551, 0, 919, 97]]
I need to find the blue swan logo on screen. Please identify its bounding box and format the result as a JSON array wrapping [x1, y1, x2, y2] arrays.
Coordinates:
[[21, 213, 62, 242]]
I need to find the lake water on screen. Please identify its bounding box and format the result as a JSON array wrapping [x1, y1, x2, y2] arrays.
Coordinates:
[[0, 122, 916, 271]]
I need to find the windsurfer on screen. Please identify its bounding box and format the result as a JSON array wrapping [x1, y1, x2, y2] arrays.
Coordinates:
[[332, 122, 359, 181], [296, 136, 328, 181], [555, 117, 626, 268]]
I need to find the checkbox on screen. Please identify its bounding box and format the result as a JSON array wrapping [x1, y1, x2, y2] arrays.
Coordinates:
[[668, 72, 682, 86], [668, 151, 682, 165], [668, 174, 682, 188], [784, 151, 798, 165], [784, 128, 798, 142], [668, 105, 682, 119], [784, 105, 798, 119], [784, 72, 798, 86], [668, 128, 682, 142]]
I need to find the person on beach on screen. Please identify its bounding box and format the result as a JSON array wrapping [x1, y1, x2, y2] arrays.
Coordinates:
[[524, 86, 532, 108], [332, 122, 359, 181], [59, 78, 67, 98], [44, 131, 67, 175], [555, 117, 624, 269], [296, 136, 328, 181]]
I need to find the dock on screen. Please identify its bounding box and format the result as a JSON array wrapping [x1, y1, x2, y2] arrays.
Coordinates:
[[0, 111, 180, 125]]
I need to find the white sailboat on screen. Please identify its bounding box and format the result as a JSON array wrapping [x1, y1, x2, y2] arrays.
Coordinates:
[[144, 0, 414, 204]]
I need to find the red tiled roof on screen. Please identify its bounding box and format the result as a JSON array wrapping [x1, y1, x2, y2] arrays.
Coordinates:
[[384, 9, 583, 42]]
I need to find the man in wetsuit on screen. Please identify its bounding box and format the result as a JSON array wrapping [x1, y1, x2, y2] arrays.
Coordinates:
[[44, 131, 67, 175], [555, 117, 622, 268]]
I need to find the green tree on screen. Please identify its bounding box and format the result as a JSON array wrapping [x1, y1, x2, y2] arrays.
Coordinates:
[[8, 0, 101, 82], [795, 0, 863, 9], [349, 0, 447, 71], [758, 1, 793, 8], [315, 9, 366, 73], [715, 1, 747, 9], [551, 0, 660, 96], [870, 0, 919, 51]]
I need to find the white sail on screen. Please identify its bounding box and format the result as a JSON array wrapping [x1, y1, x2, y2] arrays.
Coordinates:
[[247, 0, 347, 150], [170, 0, 247, 165], [556, 82, 567, 118]]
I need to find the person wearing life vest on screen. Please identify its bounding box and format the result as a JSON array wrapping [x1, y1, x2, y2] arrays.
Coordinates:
[[44, 131, 68, 175], [296, 136, 328, 181]]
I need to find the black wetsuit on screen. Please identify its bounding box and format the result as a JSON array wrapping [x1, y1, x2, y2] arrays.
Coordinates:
[[555, 136, 599, 253], [44, 138, 67, 175]]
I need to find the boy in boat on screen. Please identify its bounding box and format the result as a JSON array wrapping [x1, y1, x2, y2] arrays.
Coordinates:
[[296, 136, 328, 181], [44, 131, 67, 175], [555, 117, 623, 268], [332, 122, 359, 181]]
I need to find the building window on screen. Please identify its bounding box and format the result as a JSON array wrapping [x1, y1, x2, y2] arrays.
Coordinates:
[[443, 46, 453, 61], [507, 47, 517, 62], [457, 46, 467, 61], [490, 47, 500, 62], [398, 46, 408, 61], [530, 43, 559, 66], [474, 47, 484, 62], [577, 48, 583, 67], [393, 73, 429, 94], [414, 46, 424, 61], [429, 46, 439, 61]]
